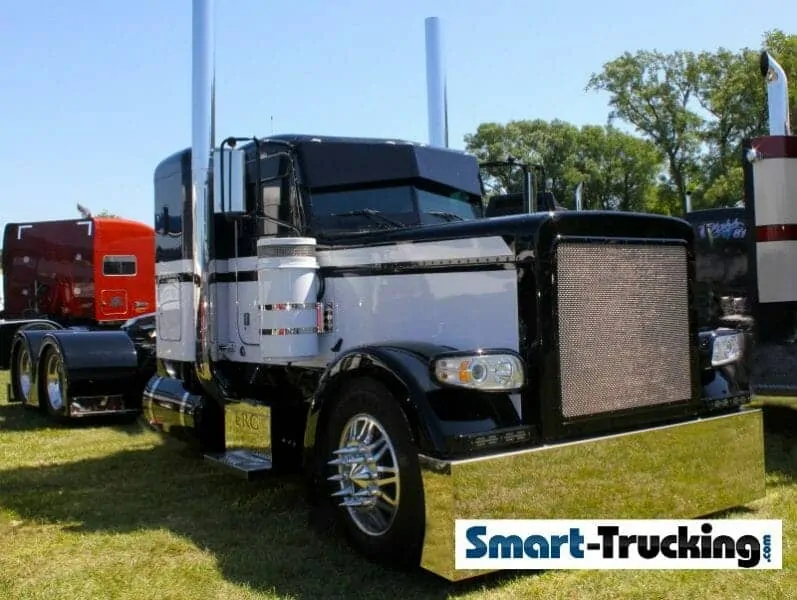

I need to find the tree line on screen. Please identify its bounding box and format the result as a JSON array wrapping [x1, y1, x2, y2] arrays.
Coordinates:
[[467, 30, 797, 216]]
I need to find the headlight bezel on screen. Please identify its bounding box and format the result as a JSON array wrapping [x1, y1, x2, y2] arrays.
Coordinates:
[[430, 348, 525, 392]]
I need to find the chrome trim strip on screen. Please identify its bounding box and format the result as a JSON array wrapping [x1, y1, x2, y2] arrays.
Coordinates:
[[418, 409, 766, 581], [69, 409, 140, 418], [260, 327, 319, 336], [259, 302, 319, 311]]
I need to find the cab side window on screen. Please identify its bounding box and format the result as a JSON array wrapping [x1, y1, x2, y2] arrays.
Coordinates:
[[253, 151, 299, 237]]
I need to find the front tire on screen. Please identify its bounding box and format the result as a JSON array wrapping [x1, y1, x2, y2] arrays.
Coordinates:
[[321, 377, 425, 568]]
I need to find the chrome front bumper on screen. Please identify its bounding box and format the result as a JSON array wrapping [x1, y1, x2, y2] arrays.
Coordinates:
[[419, 409, 766, 581]]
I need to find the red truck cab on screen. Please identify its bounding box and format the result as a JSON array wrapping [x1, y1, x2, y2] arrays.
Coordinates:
[[1, 217, 155, 326]]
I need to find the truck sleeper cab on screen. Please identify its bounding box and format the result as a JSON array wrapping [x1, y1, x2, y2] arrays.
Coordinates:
[[138, 134, 764, 580], [1, 217, 155, 326], [1, 216, 156, 421]]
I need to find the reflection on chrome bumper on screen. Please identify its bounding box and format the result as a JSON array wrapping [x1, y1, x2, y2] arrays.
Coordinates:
[[419, 409, 765, 581], [69, 395, 138, 418]]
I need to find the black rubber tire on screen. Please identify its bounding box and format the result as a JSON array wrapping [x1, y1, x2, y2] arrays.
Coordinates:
[[10, 322, 61, 408], [320, 376, 425, 568], [39, 348, 69, 423], [10, 343, 34, 406]]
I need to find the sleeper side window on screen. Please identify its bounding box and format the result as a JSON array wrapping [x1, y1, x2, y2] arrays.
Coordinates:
[[103, 255, 137, 276]]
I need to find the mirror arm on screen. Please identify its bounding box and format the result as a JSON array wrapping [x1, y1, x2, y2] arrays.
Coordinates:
[[219, 137, 232, 213], [245, 213, 302, 236]]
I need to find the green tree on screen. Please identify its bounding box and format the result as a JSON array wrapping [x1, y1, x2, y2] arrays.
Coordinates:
[[573, 124, 663, 212], [586, 50, 704, 213], [587, 30, 797, 211], [464, 119, 579, 203], [692, 47, 763, 208], [465, 119, 663, 212], [697, 31, 797, 206], [96, 209, 120, 218]]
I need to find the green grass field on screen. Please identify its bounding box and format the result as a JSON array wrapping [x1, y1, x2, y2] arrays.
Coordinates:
[[0, 372, 795, 600]]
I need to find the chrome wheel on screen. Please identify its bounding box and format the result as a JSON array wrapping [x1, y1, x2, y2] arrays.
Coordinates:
[[45, 352, 66, 412], [16, 347, 32, 402], [327, 413, 400, 536]]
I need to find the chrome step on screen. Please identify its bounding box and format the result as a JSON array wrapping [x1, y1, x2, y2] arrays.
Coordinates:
[[203, 449, 273, 480]]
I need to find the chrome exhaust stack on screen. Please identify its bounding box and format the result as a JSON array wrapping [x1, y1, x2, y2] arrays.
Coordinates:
[[191, 0, 217, 386], [575, 182, 584, 211], [760, 51, 791, 136], [425, 17, 448, 147]]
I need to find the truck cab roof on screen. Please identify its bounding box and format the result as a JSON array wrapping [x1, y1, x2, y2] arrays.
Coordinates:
[[155, 134, 484, 198]]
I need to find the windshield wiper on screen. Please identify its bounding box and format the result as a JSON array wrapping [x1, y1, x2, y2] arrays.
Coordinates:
[[329, 208, 406, 228], [424, 210, 465, 222]]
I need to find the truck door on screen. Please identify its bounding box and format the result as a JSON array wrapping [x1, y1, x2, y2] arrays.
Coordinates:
[[235, 153, 294, 348], [99, 255, 135, 317]]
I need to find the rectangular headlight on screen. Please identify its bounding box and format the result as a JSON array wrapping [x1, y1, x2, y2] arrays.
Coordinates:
[[432, 350, 525, 391]]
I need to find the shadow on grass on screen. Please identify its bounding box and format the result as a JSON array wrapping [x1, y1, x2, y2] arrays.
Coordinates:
[[0, 439, 531, 599], [0, 410, 793, 599], [0, 403, 146, 436], [761, 406, 797, 483]]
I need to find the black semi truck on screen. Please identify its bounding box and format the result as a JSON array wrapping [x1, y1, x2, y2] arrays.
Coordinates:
[[4, 1, 766, 581]]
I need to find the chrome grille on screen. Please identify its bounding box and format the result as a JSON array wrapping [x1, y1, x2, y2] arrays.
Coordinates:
[[556, 242, 693, 419]]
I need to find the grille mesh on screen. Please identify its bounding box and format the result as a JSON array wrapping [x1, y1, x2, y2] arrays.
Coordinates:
[[556, 242, 693, 419], [257, 244, 315, 258]]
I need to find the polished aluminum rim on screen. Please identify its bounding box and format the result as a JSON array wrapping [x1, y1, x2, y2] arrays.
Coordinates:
[[328, 413, 400, 536], [17, 348, 32, 401], [45, 353, 65, 411]]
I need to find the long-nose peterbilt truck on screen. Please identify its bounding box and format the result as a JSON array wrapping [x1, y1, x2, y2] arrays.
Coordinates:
[[6, 3, 765, 580]]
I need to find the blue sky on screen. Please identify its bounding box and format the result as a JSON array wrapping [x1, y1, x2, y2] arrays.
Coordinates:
[[0, 0, 793, 229]]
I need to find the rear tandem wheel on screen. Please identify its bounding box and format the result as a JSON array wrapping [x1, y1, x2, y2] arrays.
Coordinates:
[[11, 344, 34, 405], [40, 347, 70, 423], [7, 321, 61, 409]]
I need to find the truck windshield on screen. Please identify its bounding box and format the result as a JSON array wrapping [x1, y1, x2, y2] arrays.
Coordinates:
[[309, 185, 482, 234]]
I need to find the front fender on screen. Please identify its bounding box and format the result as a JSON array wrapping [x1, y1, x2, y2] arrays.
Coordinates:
[[305, 342, 454, 460]]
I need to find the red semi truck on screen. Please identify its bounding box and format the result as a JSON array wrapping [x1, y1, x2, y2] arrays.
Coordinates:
[[1, 217, 155, 324], [0, 216, 157, 420]]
